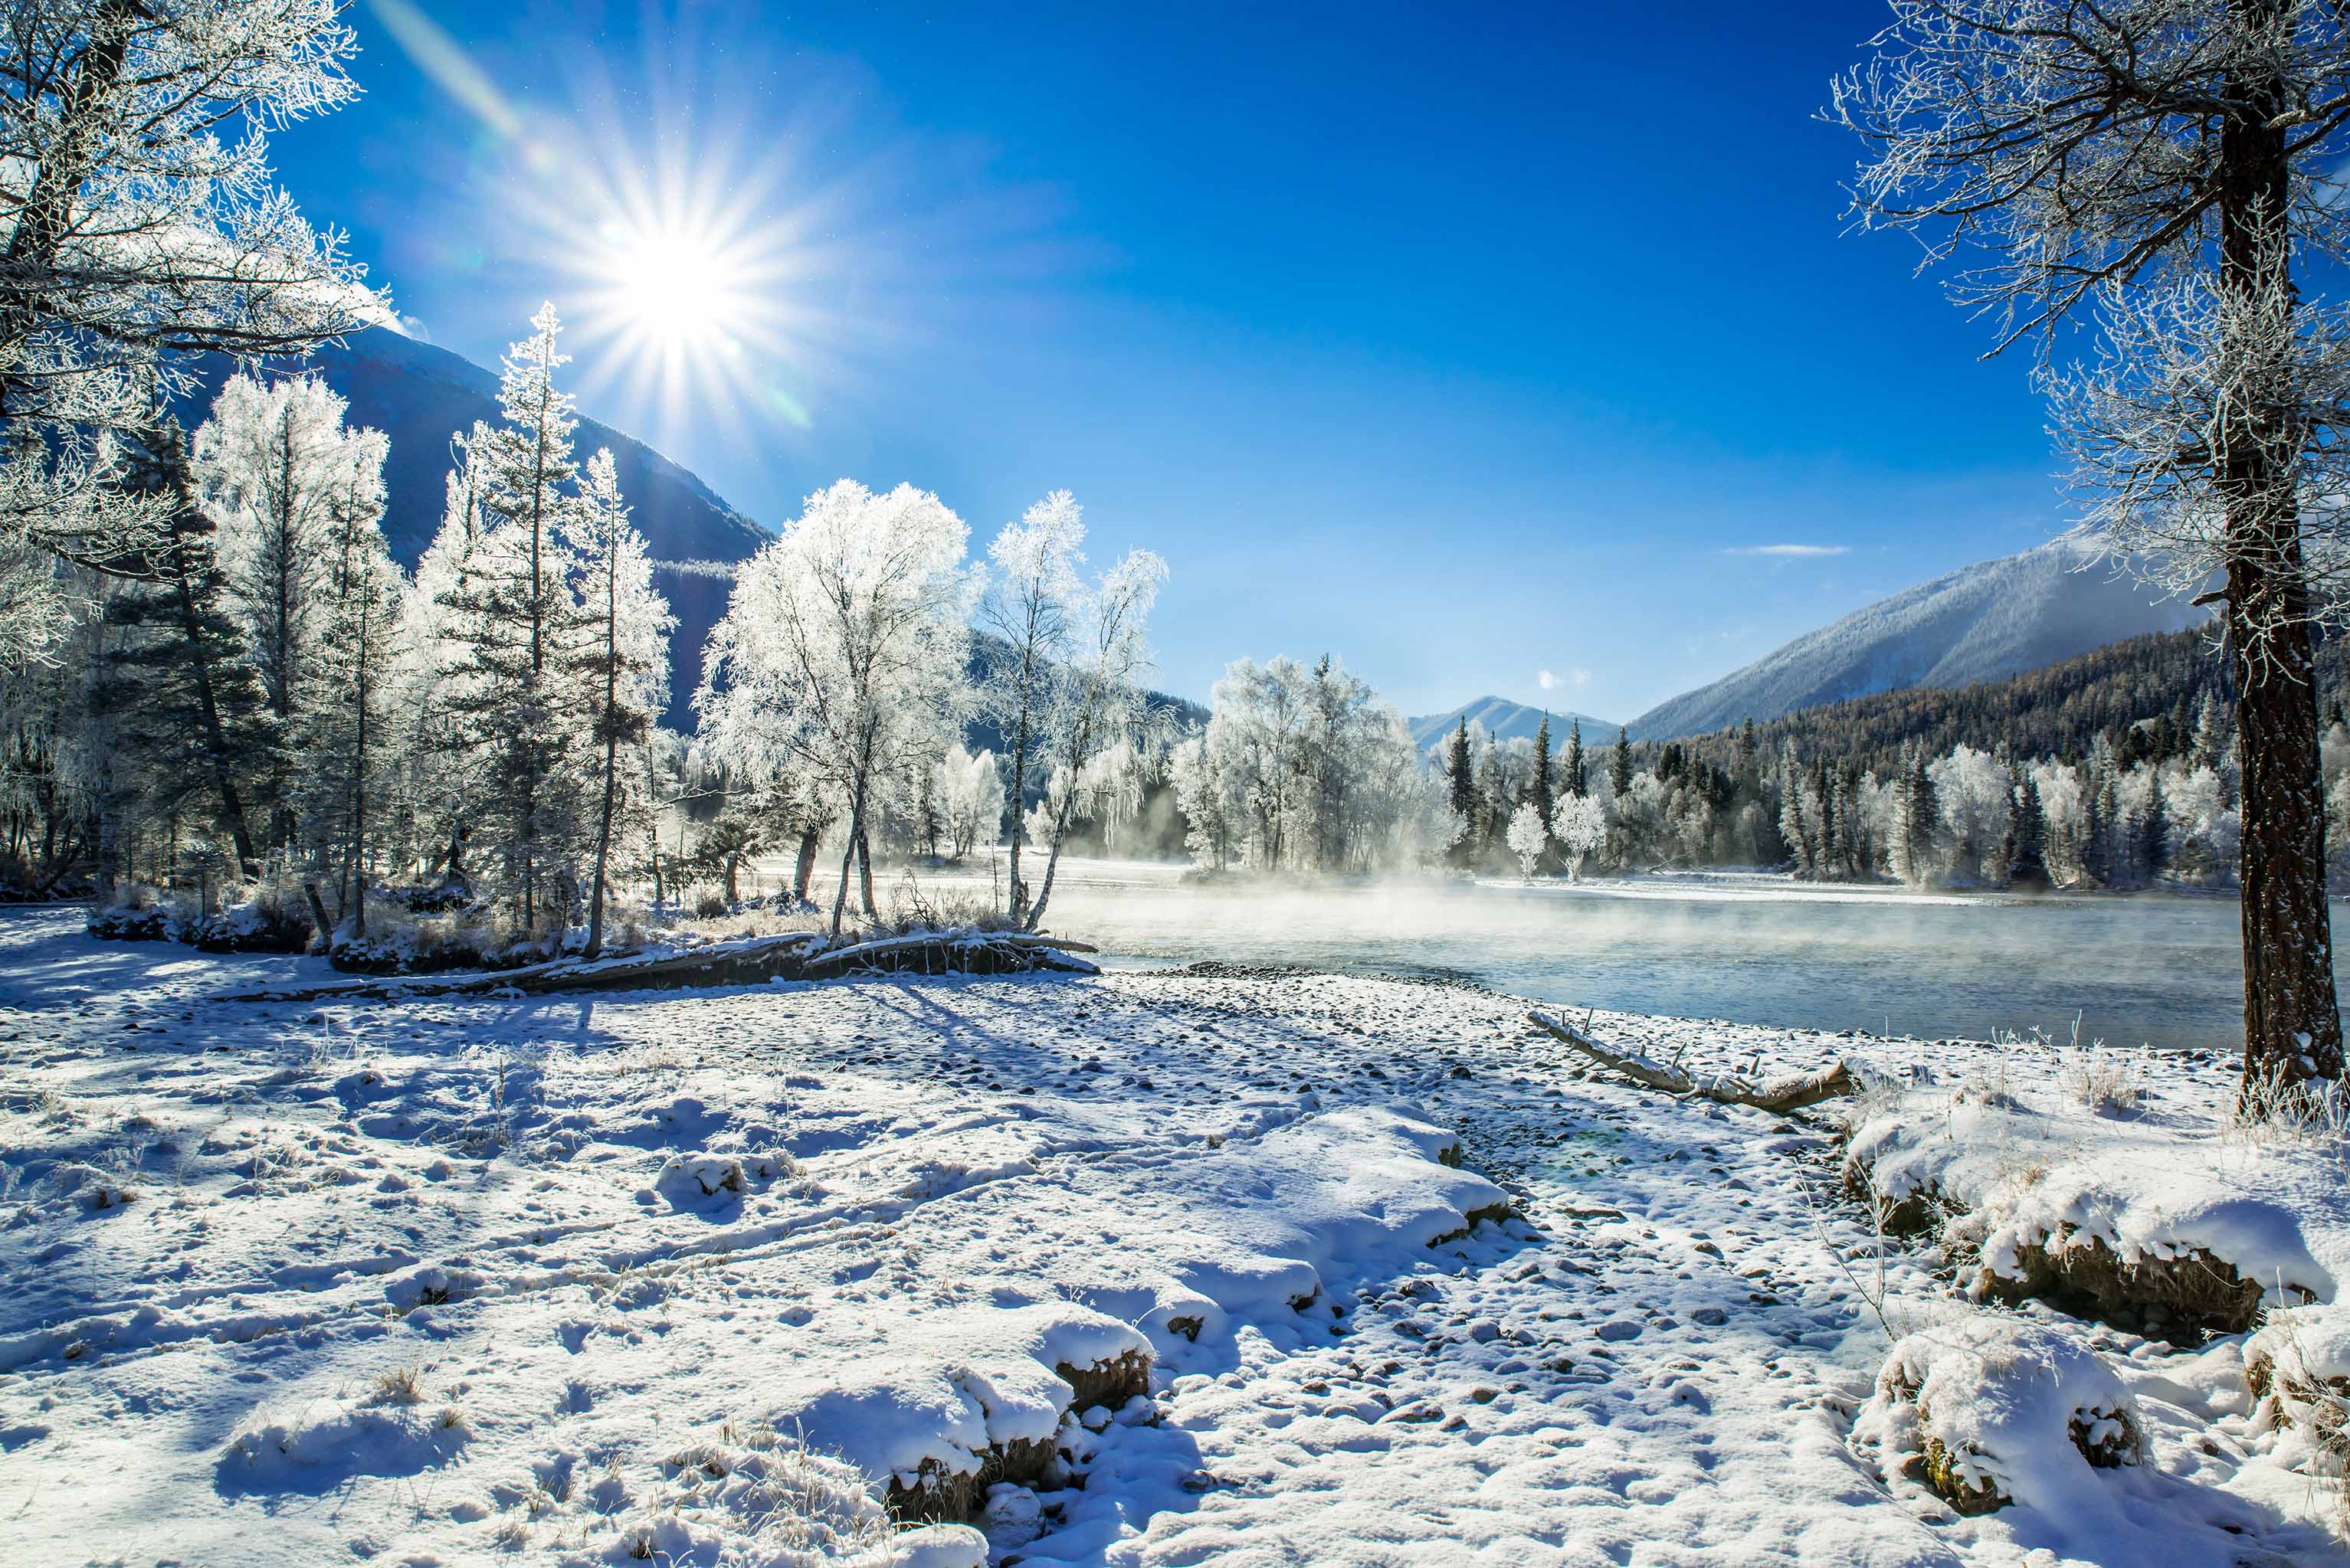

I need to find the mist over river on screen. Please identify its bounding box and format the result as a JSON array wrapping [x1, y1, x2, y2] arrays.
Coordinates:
[[885, 856, 2347, 1051]]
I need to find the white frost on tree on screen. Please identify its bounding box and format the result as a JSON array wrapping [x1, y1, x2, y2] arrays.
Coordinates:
[[1506, 800, 1547, 878], [697, 480, 973, 935], [1550, 792, 1606, 882]]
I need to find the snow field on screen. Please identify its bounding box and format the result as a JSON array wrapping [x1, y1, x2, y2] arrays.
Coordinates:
[[1, 906, 2346, 1566]]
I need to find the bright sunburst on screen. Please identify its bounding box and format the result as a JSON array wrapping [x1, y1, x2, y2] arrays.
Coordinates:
[[595, 220, 751, 352]]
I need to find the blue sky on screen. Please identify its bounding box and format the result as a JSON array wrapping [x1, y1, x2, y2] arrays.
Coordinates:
[[269, 0, 2072, 721]]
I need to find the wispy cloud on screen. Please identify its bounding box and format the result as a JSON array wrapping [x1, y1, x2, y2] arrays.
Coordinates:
[[1722, 543, 1849, 558], [1537, 669, 1557, 690]]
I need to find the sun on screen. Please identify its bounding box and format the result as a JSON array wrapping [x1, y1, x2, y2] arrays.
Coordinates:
[[599, 221, 748, 351]]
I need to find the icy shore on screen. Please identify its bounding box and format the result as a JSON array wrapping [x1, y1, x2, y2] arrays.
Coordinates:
[[1, 905, 2344, 1566]]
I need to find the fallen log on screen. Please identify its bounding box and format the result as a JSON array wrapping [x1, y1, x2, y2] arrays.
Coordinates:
[[218, 927, 1100, 1003], [218, 931, 824, 1003], [1526, 1009, 1857, 1113], [798, 929, 1100, 979]]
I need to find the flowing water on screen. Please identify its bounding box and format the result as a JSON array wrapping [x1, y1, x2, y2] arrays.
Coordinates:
[[901, 856, 2346, 1050]]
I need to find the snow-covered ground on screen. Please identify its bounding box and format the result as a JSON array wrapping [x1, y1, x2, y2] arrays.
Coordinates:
[[1, 904, 2343, 1567]]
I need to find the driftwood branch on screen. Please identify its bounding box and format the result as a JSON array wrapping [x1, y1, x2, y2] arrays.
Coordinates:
[[1526, 1009, 1857, 1113]]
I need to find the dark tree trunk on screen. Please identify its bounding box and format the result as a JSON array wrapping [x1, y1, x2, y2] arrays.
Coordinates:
[[792, 827, 819, 904], [2221, 30, 2345, 1099]]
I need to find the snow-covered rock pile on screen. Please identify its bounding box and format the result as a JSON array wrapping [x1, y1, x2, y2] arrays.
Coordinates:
[[1853, 1318, 2144, 1514], [1845, 1060, 2339, 1337]]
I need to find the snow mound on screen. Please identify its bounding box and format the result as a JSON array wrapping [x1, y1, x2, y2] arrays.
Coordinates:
[[221, 1396, 468, 1484], [1141, 1105, 1513, 1331], [765, 1301, 1149, 1510], [891, 1524, 988, 1568], [1854, 1318, 2143, 1517], [653, 1148, 798, 1208], [1847, 1091, 2334, 1331]]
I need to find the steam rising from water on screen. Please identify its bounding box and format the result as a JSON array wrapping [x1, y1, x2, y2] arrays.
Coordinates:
[[893, 856, 2327, 1052]]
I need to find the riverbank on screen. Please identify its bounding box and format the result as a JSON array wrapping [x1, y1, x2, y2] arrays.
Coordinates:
[[0, 905, 2340, 1566]]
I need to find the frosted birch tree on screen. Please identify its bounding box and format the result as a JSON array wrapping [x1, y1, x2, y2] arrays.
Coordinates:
[[696, 480, 972, 935], [979, 490, 1081, 918], [1506, 801, 1547, 878], [1833, 0, 2350, 1092], [936, 745, 1002, 860], [1551, 792, 1606, 881], [304, 449, 400, 934], [1024, 544, 1167, 928]]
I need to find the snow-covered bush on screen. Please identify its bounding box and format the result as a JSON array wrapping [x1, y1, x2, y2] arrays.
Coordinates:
[[1853, 1318, 2143, 1514]]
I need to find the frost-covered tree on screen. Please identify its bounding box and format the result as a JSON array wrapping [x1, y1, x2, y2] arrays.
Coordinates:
[[936, 745, 1002, 860], [0, 0, 378, 641], [93, 420, 267, 876], [1023, 541, 1166, 929], [1178, 655, 1444, 876], [1929, 745, 2013, 886], [1506, 800, 1547, 878], [1551, 791, 1606, 882], [295, 408, 397, 929], [564, 450, 671, 958], [978, 489, 1082, 918], [698, 480, 972, 935], [1834, 0, 2350, 1088], [195, 372, 388, 849], [431, 306, 586, 924]]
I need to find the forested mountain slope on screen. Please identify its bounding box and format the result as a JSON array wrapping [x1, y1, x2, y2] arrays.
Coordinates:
[[1629, 538, 2208, 740]]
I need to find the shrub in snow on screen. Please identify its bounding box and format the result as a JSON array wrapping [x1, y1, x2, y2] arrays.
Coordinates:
[[86, 902, 175, 941], [48, 1163, 137, 1213], [1853, 1318, 2143, 1515], [2247, 1306, 2350, 1501], [653, 1150, 797, 1209]]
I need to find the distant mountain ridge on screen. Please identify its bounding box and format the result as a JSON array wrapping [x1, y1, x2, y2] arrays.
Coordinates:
[[188, 327, 772, 729], [1626, 537, 2207, 741], [1406, 696, 1620, 752]]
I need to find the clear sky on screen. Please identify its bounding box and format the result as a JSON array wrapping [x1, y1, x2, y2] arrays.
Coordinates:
[[268, 0, 2072, 722]]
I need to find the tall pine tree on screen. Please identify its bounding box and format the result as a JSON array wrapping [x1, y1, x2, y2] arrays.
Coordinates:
[[96, 420, 266, 879], [434, 305, 586, 925]]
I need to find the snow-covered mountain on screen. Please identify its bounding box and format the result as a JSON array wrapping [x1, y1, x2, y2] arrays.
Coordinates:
[[1627, 537, 2208, 741], [1406, 696, 1621, 752], [187, 327, 772, 729]]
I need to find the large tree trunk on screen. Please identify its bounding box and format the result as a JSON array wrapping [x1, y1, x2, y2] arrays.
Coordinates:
[[792, 826, 819, 904], [2221, 31, 2345, 1100], [585, 727, 618, 960]]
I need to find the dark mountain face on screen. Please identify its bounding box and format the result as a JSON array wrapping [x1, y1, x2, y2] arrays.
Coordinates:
[[185, 327, 771, 729]]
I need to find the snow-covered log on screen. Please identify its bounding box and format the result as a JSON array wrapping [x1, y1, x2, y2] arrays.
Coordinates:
[[1526, 1009, 1855, 1112], [799, 930, 1100, 980]]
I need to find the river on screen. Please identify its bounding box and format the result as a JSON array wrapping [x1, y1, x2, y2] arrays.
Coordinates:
[[886, 854, 2344, 1051]]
